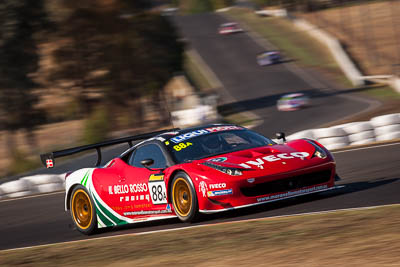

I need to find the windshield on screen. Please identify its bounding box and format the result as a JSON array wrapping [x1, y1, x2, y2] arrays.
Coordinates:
[[164, 128, 275, 163]]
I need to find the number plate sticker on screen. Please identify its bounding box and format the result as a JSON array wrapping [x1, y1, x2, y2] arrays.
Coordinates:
[[173, 142, 192, 151], [149, 174, 167, 204]]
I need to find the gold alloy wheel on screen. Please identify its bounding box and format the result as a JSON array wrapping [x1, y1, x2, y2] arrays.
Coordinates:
[[71, 189, 93, 230], [172, 178, 192, 217]]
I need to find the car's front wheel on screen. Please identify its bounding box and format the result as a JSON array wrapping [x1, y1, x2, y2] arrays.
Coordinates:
[[171, 172, 199, 222], [70, 185, 97, 235]]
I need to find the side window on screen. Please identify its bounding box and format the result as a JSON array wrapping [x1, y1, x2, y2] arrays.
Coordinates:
[[130, 144, 167, 169]]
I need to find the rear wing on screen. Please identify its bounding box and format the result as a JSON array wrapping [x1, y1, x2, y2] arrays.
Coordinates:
[[40, 128, 179, 168]]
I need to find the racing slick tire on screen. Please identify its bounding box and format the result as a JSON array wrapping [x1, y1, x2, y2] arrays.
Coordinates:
[[317, 136, 349, 146], [287, 129, 315, 141], [314, 128, 347, 139], [347, 130, 375, 143], [376, 131, 400, 141], [70, 185, 97, 235], [350, 138, 375, 146], [342, 121, 374, 134], [370, 114, 400, 127], [374, 124, 400, 136], [171, 172, 199, 223]]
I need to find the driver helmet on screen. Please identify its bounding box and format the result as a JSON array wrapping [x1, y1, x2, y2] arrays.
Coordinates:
[[201, 134, 224, 154]]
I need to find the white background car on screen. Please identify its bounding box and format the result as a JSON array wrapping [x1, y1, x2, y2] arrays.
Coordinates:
[[277, 93, 310, 111], [257, 51, 282, 66]]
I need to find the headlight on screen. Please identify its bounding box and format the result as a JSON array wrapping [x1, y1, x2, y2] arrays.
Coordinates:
[[202, 162, 243, 176], [306, 140, 327, 159]]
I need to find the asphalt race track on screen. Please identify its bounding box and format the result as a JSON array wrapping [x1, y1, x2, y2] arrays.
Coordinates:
[[172, 13, 371, 136], [0, 143, 399, 250], [1, 13, 399, 251]]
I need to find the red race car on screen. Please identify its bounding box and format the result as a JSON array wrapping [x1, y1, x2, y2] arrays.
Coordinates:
[[218, 22, 243, 34], [41, 124, 337, 235]]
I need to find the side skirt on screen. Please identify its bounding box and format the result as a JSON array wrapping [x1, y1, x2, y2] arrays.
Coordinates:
[[199, 185, 344, 214]]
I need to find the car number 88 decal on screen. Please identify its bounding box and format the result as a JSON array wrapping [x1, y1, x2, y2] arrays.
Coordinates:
[[149, 174, 167, 204], [173, 142, 192, 151]]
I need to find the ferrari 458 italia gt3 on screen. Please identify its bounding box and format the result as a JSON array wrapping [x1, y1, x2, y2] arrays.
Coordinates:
[[41, 124, 337, 234]]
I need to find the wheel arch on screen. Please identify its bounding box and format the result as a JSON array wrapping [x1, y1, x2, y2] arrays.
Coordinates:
[[167, 169, 188, 203], [64, 168, 96, 211], [65, 183, 81, 211]]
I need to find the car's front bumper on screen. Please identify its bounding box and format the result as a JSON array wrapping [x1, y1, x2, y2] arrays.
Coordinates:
[[198, 163, 336, 213]]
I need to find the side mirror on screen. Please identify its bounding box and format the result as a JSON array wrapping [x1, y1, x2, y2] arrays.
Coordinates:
[[275, 132, 286, 142], [141, 159, 154, 167], [140, 159, 165, 174]]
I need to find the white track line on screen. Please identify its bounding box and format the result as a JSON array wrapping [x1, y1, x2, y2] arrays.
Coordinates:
[[2, 203, 399, 253]]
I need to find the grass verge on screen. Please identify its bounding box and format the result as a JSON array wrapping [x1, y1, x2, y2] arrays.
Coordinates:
[[184, 51, 213, 92], [362, 85, 400, 101], [1, 205, 400, 266]]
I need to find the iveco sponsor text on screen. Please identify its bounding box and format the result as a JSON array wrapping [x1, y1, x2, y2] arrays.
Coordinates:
[[209, 183, 227, 189], [239, 152, 310, 169]]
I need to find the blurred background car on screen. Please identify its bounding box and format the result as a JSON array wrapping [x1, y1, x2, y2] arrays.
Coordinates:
[[277, 93, 310, 111], [161, 7, 178, 16], [218, 22, 243, 35], [257, 51, 282, 66]]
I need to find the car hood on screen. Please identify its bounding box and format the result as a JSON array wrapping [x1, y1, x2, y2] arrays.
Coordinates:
[[197, 144, 322, 176]]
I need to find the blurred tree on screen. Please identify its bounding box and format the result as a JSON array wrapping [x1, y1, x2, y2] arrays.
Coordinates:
[[211, 0, 234, 10], [49, 5, 110, 116], [177, 0, 214, 13], [250, 0, 336, 11], [173, 0, 233, 13], [104, 11, 183, 125], [50, 0, 183, 130], [0, 0, 50, 156]]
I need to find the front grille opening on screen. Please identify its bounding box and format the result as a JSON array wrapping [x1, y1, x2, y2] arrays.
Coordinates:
[[241, 170, 331, 197]]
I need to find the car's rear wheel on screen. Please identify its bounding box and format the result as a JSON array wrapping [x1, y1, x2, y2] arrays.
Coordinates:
[[70, 185, 97, 235], [171, 172, 199, 222]]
